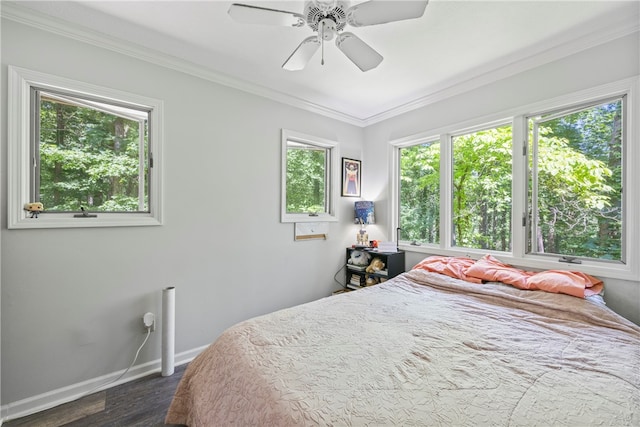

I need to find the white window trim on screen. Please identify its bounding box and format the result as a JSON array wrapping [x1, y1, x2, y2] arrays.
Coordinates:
[[281, 129, 339, 223], [7, 65, 164, 229], [390, 76, 640, 281]]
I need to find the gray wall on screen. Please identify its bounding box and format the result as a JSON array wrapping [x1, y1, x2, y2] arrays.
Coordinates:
[[364, 33, 640, 325], [1, 18, 367, 408]]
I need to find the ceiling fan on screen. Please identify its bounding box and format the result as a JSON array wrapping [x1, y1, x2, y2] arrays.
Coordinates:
[[228, 0, 429, 72]]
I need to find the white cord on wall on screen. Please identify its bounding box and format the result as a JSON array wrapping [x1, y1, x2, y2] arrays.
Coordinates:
[[80, 327, 152, 398]]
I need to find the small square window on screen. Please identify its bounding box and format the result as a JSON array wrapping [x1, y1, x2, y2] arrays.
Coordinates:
[[281, 129, 338, 223], [8, 65, 163, 229]]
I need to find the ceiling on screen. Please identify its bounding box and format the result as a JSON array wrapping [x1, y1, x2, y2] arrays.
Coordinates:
[[5, 1, 640, 125]]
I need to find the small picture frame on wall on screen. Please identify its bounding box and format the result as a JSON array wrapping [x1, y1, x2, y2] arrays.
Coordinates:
[[342, 157, 361, 197]]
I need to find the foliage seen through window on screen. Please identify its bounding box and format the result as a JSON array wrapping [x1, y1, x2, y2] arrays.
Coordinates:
[[36, 90, 149, 213], [529, 99, 623, 261], [286, 141, 327, 215]]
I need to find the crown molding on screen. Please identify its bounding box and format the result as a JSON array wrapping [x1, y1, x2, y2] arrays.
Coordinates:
[[3, 2, 638, 128], [364, 9, 640, 126], [1, 2, 365, 127]]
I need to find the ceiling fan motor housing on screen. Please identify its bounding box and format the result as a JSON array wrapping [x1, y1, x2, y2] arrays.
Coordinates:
[[305, 0, 348, 32]]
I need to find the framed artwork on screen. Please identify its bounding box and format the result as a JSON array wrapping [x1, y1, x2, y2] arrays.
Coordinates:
[[342, 157, 361, 197]]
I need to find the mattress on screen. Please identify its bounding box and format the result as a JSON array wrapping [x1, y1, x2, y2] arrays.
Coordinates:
[[166, 269, 640, 426]]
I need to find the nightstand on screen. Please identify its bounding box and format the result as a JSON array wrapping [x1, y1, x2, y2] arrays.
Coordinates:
[[344, 247, 405, 291]]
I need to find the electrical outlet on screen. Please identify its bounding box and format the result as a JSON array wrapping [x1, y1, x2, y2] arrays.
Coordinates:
[[142, 312, 155, 332]]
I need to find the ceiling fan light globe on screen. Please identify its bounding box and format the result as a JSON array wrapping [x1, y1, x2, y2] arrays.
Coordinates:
[[319, 18, 337, 40]]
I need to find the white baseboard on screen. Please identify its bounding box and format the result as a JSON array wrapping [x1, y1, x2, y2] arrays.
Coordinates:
[[0, 345, 207, 423]]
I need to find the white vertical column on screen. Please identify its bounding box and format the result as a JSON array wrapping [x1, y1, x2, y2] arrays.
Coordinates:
[[161, 286, 175, 377]]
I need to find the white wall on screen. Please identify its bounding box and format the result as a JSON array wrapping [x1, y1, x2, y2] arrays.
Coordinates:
[[364, 33, 640, 325], [1, 18, 364, 413]]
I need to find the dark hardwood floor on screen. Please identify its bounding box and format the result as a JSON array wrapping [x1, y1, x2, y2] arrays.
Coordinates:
[[4, 364, 187, 427]]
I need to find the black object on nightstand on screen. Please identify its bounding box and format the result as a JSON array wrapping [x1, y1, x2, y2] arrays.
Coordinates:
[[344, 247, 405, 291]]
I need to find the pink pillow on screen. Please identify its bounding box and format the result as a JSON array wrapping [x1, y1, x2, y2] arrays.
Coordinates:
[[527, 270, 603, 298], [412, 256, 482, 284], [465, 254, 533, 289], [414, 254, 604, 298]]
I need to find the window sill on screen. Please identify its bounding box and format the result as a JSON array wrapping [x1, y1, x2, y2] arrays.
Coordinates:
[[280, 213, 338, 223], [9, 213, 162, 229]]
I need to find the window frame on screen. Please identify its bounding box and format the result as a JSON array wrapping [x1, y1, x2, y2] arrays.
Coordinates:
[[8, 65, 164, 229], [281, 129, 339, 223], [390, 77, 639, 281], [526, 95, 626, 264], [397, 137, 442, 246], [449, 120, 514, 252]]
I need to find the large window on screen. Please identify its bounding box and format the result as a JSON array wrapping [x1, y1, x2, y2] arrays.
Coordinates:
[[452, 124, 512, 251], [281, 129, 338, 223], [399, 140, 440, 245], [392, 78, 639, 280], [528, 98, 624, 262], [8, 66, 163, 228]]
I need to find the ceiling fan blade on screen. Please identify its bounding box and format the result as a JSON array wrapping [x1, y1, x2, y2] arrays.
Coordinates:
[[335, 32, 383, 72], [228, 3, 305, 27], [347, 0, 428, 27], [282, 36, 321, 71]]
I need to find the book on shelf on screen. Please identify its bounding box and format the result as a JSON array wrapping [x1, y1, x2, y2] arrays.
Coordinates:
[[349, 274, 365, 286], [347, 264, 367, 271]]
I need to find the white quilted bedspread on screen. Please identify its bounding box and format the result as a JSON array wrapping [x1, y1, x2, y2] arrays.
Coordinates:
[[166, 270, 640, 426]]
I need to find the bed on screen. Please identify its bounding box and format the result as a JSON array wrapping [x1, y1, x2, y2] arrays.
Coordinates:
[[166, 258, 640, 426]]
